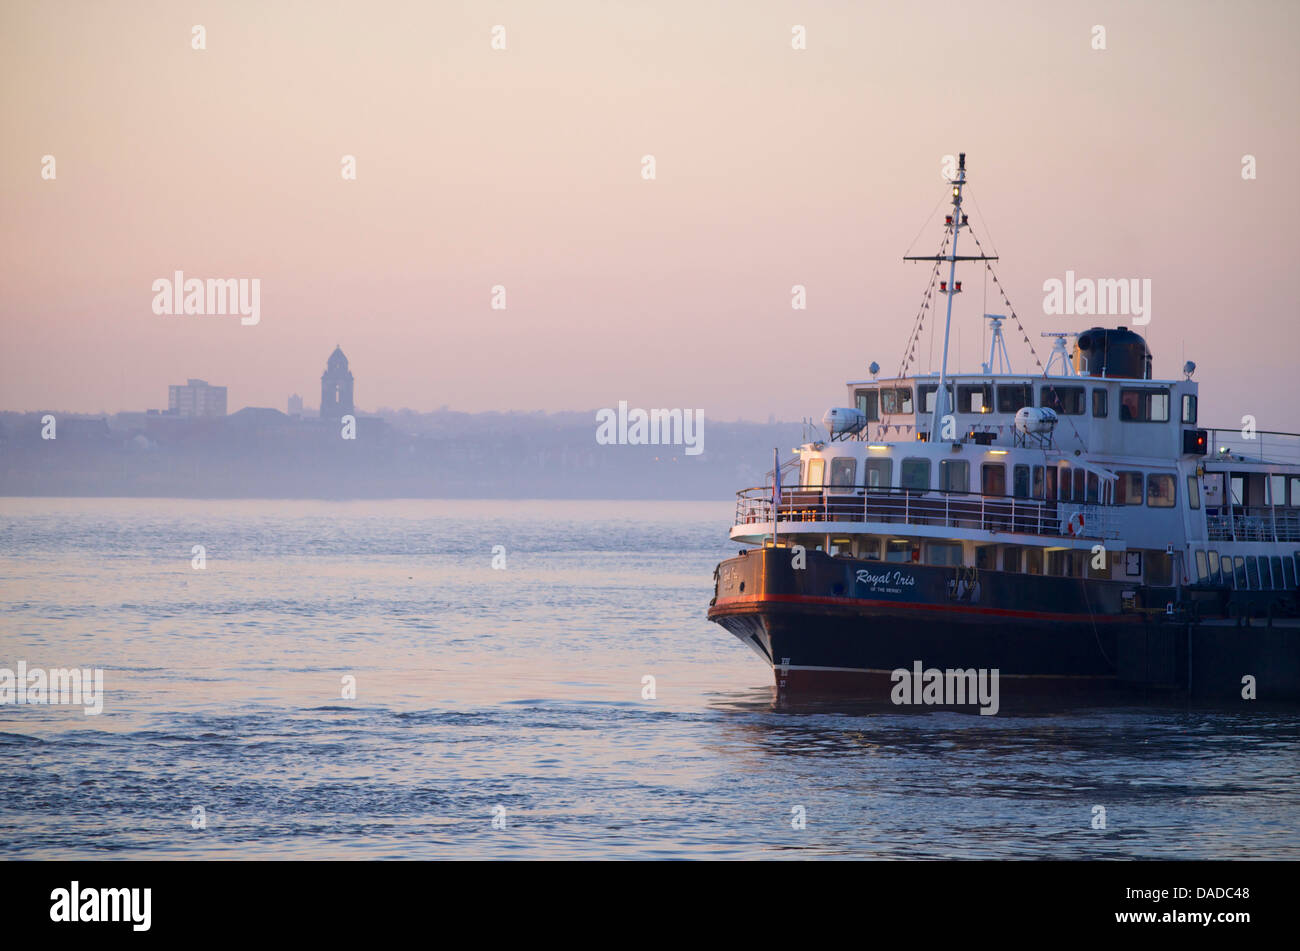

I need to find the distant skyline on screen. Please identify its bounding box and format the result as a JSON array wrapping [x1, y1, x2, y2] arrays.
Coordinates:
[[2, 1, 1298, 428]]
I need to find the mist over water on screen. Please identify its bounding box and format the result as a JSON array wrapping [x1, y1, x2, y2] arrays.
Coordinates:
[[1, 499, 1297, 859]]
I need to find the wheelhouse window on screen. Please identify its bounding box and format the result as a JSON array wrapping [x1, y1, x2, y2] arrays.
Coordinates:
[[805, 457, 825, 486], [1119, 387, 1170, 422], [1181, 394, 1198, 424], [1048, 549, 1081, 577], [1269, 474, 1287, 506], [1092, 389, 1108, 418], [901, 458, 931, 491], [957, 383, 993, 414], [997, 383, 1033, 414], [918, 383, 954, 415], [927, 542, 963, 566], [1116, 471, 1144, 505], [829, 457, 857, 487], [1147, 552, 1173, 586], [1040, 385, 1086, 415], [939, 459, 969, 492], [854, 388, 880, 421], [982, 463, 1006, 496], [885, 539, 915, 563], [881, 387, 914, 415], [1013, 464, 1031, 499], [1025, 548, 1044, 575], [1146, 473, 1176, 507], [865, 457, 893, 488]]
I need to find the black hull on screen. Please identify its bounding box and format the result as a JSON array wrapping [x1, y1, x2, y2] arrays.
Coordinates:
[[707, 547, 1300, 702]]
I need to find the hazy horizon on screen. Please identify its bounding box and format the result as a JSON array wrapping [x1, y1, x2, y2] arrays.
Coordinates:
[[3, 0, 1298, 430]]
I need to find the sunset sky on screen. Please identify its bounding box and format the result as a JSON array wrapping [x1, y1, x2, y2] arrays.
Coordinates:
[[2, 0, 1297, 427]]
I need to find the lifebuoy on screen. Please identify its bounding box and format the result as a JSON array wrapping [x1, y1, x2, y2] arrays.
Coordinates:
[[1067, 512, 1085, 536]]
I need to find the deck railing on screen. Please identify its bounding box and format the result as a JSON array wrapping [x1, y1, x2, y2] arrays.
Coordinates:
[[1206, 506, 1300, 543], [1205, 428, 1300, 467], [734, 485, 1119, 540]]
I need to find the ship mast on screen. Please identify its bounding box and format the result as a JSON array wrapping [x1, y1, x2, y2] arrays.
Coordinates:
[[903, 153, 997, 442]]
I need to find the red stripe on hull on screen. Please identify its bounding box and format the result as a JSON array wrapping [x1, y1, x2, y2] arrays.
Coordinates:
[[710, 592, 1140, 624]]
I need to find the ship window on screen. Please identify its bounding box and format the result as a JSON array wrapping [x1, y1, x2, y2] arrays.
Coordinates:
[[997, 383, 1033, 414], [1207, 550, 1220, 583], [928, 542, 962, 566], [940, 459, 969, 492], [830, 457, 857, 487], [958, 383, 993, 414], [1025, 548, 1043, 575], [1119, 388, 1171, 422], [855, 388, 880, 421], [1234, 556, 1247, 589], [1246, 556, 1261, 590], [1181, 394, 1198, 424], [1002, 546, 1022, 572], [1013, 464, 1031, 499], [1087, 472, 1099, 502], [975, 545, 997, 569], [860, 538, 881, 560], [1230, 476, 1244, 505], [1040, 385, 1086, 415], [1271, 556, 1284, 589], [1047, 549, 1074, 576], [1187, 475, 1201, 510], [865, 458, 893, 489], [982, 463, 1006, 496], [1291, 476, 1300, 506], [901, 458, 930, 491], [1116, 471, 1144, 505], [881, 387, 914, 415], [1195, 550, 1208, 581], [805, 457, 825, 486], [1147, 552, 1173, 586], [1147, 473, 1176, 507], [918, 384, 954, 415], [1074, 469, 1086, 502], [1092, 389, 1108, 418], [1045, 466, 1057, 500], [885, 539, 914, 563], [1285, 556, 1296, 588], [1032, 465, 1045, 499], [1269, 474, 1287, 506]]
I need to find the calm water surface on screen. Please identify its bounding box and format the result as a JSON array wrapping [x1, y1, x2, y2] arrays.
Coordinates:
[[1, 498, 1297, 859]]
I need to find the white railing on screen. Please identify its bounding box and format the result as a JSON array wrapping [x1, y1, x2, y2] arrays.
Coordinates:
[[1206, 506, 1300, 543], [735, 485, 1120, 540]]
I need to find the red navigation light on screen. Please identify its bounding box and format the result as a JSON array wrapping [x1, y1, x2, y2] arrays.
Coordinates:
[[939, 281, 948, 291], [954, 281, 962, 292], [944, 215, 953, 226]]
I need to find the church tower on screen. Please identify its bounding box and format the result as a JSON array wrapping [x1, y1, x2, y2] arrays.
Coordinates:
[[320, 346, 355, 419]]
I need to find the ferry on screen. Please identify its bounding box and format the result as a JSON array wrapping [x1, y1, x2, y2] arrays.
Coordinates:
[[707, 154, 1300, 702]]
